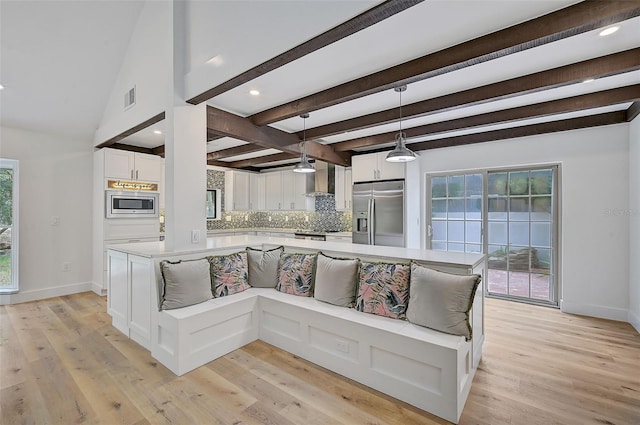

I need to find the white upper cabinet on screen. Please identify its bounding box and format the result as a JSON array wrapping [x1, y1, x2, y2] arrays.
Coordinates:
[[249, 173, 266, 211], [224, 170, 250, 211], [352, 152, 405, 182], [104, 148, 162, 182], [334, 166, 353, 210], [263, 170, 310, 211], [265, 172, 283, 211]]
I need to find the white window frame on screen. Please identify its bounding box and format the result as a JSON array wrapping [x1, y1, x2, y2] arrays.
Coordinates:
[[0, 158, 19, 293]]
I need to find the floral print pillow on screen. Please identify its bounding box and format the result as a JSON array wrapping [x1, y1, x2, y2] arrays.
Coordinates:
[[209, 251, 250, 297], [276, 253, 316, 297], [355, 261, 410, 319]]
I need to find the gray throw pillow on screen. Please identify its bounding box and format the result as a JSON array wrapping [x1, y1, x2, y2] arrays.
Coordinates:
[[160, 258, 213, 310], [406, 263, 481, 340], [246, 246, 283, 288], [314, 252, 359, 307]]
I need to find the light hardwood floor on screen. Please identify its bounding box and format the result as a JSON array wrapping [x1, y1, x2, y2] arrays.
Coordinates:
[[1, 292, 639, 425]]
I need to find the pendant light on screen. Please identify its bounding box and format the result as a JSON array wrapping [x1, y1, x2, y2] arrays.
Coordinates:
[[386, 85, 416, 163], [293, 113, 316, 173]]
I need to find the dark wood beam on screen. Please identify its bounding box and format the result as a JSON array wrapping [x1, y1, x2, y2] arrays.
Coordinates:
[[368, 111, 626, 153], [304, 48, 640, 140], [95, 112, 165, 148], [627, 101, 640, 122], [108, 143, 155, 155], [250, 1, 640, 126], [226, 152, 298, 169], [331, 85, 640, 151], [186, 0, 423, 105], [152, 145, 165, 157], [206, 106, 350, 166], [208, 143, 265, 160]]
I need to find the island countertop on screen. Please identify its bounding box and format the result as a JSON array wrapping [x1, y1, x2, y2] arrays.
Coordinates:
[[107, 235, 485, 269]]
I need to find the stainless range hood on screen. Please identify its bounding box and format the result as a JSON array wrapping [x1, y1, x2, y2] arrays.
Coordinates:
[[305, 161, 335, 196]]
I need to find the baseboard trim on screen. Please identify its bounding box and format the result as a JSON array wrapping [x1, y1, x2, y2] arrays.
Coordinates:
[[560, 300, 628, 322], [628, 310, 640, 334], [0, 281, 93, 305], [91, 282, 107, 296]]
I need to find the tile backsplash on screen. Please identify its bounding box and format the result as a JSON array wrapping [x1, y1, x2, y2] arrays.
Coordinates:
[[206, 169, 352, 232]]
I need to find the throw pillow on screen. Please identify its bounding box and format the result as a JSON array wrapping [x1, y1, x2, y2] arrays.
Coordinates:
[[209, 251, 250, 297], [276, 252, 317, 297], [159, 258, 213, 310], [246, 246, 284, 288], [355, 261, 410, 319], [314, 252, 359, 307], [406, 262, 481, 340]]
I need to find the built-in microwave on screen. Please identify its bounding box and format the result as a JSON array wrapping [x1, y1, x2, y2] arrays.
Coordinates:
[[106, 190, 159, 218]]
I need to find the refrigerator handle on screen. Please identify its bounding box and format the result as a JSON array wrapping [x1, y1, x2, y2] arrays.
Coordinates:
[[369, 198, 376, 245]]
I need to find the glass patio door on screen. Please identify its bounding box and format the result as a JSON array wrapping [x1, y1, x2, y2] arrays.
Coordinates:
[[0, 159, 18, 292], [427, 166, 558, 306]]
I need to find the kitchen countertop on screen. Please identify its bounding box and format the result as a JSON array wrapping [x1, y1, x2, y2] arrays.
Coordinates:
[[106, 235, 485, 269]]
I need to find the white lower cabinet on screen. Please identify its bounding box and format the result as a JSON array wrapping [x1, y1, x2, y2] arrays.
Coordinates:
[[107, 250, 153, 350]]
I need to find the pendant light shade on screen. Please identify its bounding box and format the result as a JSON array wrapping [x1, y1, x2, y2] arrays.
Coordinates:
[[293, 113, 315, 173], [386, 85, 416, 163]]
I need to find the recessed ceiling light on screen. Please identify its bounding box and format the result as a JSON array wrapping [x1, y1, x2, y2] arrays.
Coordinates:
[[582, 78, 595, 83], [206, 55, 224, 67], [599, 26, 620, 37], [0, 84, 4, 90], [153, 130, 162, 135], [249, 89, 260, 96]]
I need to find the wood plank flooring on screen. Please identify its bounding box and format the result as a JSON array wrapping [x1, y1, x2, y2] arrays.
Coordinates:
[[1, 292, 638, 425]]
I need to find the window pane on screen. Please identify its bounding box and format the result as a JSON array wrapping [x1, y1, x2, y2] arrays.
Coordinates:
[[431, 177, 447, 198], [466, 221, 481, 243], [465, 174, 482, 197], [509, 222, 529, 246], [488, 245, 508, 270], [531, 274, 550, 301], [447, 175, 464, 197], [447, 199, 464, 219], [531, 196, 552, 221], [466, 244, 482, 253], [466, 198, 482, 220], [488, 222, 507, 244], [509, 171, 529, 195], [447, 221, 465, 242], [432, 199, 446, 219], [447, 242, 465, 252], [508, 271, 530, 297], [432, 241, 446, 251], [488, 197, 507, 220], [531, 222, 551, 247], [509, 197, 529, 221], [488, 173, 507, 196], [534, 248, 552, 273], [432, 220, 447, 241], [531, 169, 552, 195], [508, 246, 531, 271]]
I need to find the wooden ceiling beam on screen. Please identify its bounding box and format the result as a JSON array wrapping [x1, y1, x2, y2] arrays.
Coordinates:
[[331, 85, 640, 151], [383, 111, 628, 153], [304, 48, 640, 140], [186, 0, 423, 105], [95, 112, 165, 148], [225, 152, 299, 169], [250, 1, 640, 126], [206, 106, 350, 167], [208, 143, 266, 160], [627, 101, 640, 122]]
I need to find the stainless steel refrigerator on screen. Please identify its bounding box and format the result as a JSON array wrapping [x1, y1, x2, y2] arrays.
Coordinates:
[[352, 180, 405, 247]]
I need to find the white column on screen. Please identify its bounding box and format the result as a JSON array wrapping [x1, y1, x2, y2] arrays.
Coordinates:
[[163, 0, 207, 251]]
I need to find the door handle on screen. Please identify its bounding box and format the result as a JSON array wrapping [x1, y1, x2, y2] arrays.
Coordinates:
[[136, 170, 139, 180]]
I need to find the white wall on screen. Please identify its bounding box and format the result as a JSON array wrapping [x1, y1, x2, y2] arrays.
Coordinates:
[[629, 117, 640, 332], [93, 1, 172, 145], [0, 126, 93, 304], [415, 124, 630, 322]]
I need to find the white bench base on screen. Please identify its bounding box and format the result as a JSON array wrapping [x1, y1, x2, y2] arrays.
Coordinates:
[[151, 288, 479, 423]]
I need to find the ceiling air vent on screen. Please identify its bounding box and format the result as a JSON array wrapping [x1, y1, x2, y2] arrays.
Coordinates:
[[124, 86, 136, 110]]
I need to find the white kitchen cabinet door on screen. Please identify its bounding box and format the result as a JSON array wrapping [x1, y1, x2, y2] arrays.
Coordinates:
[[377, 152, 405, 180], [128, 254, 153, 350], [225, 171, 250, 211], [250, 173, 266, 211], [334, 166, 346, 210], [265, 172, 283, 210], [134, 153, 162, 182], [352, 152, 404, 182], [105, 148, 135, 180], [344, 168, 353, 210]]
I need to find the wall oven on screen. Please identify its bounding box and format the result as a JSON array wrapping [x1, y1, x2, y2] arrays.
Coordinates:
[[106, 190, 159, 218]]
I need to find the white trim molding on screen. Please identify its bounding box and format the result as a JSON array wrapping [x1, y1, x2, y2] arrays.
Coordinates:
[[0, 281, 93, 305], [560, 299, 629, 323]]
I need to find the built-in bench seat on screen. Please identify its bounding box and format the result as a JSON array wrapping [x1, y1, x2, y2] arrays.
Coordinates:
[[151, 287, 474, 423]]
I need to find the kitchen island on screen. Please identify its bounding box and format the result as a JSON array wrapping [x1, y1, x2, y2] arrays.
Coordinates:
[[106, 236, 485, 423]]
